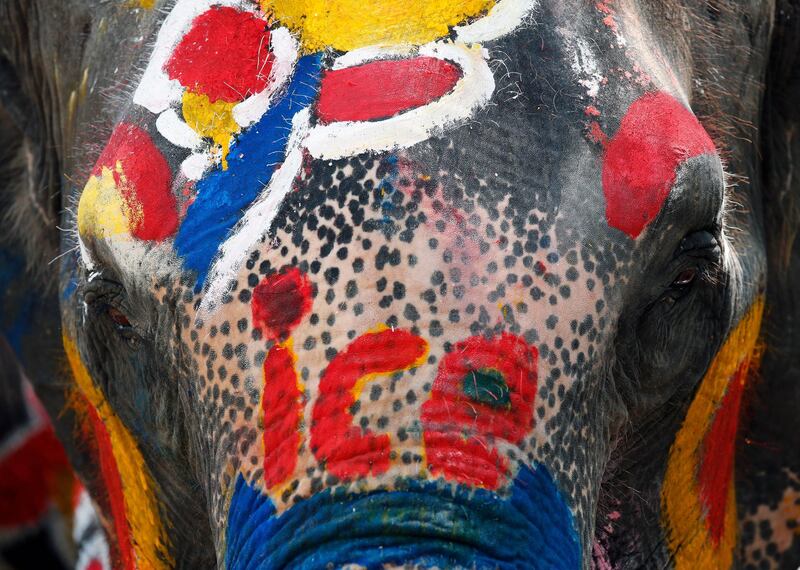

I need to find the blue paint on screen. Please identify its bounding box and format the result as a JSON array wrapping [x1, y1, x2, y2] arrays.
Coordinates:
[[225, 464, 581, 569], [0, 248, 34, 354], [175, 54, 323, 290]]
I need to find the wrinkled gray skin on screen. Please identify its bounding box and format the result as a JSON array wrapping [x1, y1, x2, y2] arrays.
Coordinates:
[[1, 1, 799, 569]]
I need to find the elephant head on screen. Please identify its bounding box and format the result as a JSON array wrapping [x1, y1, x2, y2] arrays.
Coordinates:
[[1, 0, 799, 568]]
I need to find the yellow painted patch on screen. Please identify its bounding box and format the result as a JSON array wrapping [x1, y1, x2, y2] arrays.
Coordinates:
[[261, 0, 496, 51], [77, 164, 141, 239], [63, 335, 172, 569], [182, 91, 239, 170], [662, 298, 764, 570]]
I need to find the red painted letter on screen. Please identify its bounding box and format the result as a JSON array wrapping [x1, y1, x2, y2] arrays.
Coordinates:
[[311, 329, 428, 480], [421, 333, 538, 489]]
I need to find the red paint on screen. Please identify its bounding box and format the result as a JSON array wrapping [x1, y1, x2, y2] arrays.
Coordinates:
[[697, 359, 749, 545], [0, 426, 70, 527], [251, 268, 313, 340], [261, 344, 302, 489], [93, 123, 177, 240], [85, 403, 135, 570], [165, 6, 273, 103], [421, 333, 538, 489], [86, 560, 104, 570], [602, 91, 716, 238], [316, 57, 462, 124], [585, 105, 601, 117], [311, 329, 428, 480], [587, 121, 608, 145]]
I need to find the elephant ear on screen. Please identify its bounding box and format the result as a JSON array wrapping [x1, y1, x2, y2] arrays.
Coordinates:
[[737, 0, 800, 566]]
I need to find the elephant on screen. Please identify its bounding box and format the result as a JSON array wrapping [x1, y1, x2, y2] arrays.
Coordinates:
[[1, 0, 799, 568]]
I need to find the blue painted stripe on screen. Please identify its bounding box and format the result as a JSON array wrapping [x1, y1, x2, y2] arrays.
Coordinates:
[[225, 464, 581, 569], [174, 54, 323, 291]]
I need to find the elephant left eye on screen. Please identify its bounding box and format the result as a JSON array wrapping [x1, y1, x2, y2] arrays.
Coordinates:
[[671, 268, 697, 287], [106, 306, 132, 328]]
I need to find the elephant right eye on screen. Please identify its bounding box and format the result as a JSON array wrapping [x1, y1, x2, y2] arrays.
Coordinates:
[[81, 278, 142, 348]]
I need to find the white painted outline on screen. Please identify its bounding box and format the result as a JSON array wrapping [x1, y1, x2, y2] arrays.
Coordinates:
[[200, 42, 494, 313], [305, 42, 494, 160], [232, 27, 300, 128], [156, 108, 203, 149], [133, 0, 245, 114], [200, 109, 311, 313], [455, 0, 538, 43]]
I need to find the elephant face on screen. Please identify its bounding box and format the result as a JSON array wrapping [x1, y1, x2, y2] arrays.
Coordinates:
[[58, 0, 770, 568]]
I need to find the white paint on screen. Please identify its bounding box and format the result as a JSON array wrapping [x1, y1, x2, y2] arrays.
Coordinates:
[[156, 108, 203, 149], [199, 110, 311, 314], [305, 42, 494, 160], [331, 44, 418, 70], [181, 152, 213, 180], [455, 0, 538, 43], [78, 237, 95, 272], [73, 490, 111, 570], [233, 27, 300, 128], [133, 0, 245, 114], [568, 37, 603, 97]]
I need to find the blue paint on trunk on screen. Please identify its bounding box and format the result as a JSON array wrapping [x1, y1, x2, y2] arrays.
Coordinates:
[[225, 464, 581, 569], [174, 54, 323, 291]]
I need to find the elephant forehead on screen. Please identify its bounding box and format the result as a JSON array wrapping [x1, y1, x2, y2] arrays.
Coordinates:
[[178, 150, 613, 517]]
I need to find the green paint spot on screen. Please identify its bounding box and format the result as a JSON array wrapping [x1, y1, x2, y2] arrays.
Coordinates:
[[462, 368, 510, 408]]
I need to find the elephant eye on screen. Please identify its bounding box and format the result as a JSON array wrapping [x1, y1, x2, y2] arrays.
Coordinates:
[[672, 268, 697, 287], [106, 306, 132, 328]]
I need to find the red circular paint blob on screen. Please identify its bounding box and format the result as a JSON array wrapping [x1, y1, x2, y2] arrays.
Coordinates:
[[165, 6, 273, 103], [602, 91, 716, 238], [251, 268, 313, 339], [85, 560, 104, 570], [93, 123, 177, 241]]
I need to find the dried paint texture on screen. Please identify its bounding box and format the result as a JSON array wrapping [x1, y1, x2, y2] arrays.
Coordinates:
[[421, 333, 538, 489], [662, 298, 764, 569], [63, 335, 172, 570], [311, 329, 429, 480], [181, 91, 240, 169], [261, 0, 496, 51], [317, 56, 462, 123], [165, 7, 274, 103], [603, 91, 716, 238], [78, 123, 177, 241]]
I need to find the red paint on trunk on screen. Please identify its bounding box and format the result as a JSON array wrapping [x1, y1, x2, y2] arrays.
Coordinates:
[[251, 268, 313, 340], [697, 359, 749, 545], [94, 123, 177, 241], [0, 426, 70, 527], [311, 329, 428, 479], [165, 6, 273, 102], [261, 344, 302, 489], [421, 333, 538, 489], [85, 403, 135, 570], [602, 91, 715, 238], [316, 57, 462, 123]]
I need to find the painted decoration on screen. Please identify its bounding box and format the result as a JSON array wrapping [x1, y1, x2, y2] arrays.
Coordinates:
[[662, 298, 764, 569], [421, 333, 538, 489], [225, 463, 580, 569], [76, 0, 539, 306], [63, 335, 172, 570], [602, 91, 716, 238]]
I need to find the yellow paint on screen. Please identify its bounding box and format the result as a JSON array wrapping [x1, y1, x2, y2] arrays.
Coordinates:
[[662, 298, 764, 570], [261, 0, 496, 51], [63, 335, 172, 569], [182, 91, 239, 170], [77, 164, 141, 239]]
